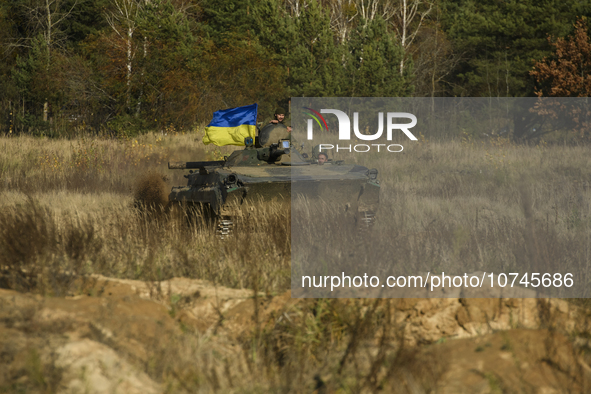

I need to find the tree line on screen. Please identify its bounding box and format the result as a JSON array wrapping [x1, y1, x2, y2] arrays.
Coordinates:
[[1, 0, 590, 138]]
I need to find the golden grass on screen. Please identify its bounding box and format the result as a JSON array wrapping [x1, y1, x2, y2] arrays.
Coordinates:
[[0, 132, 266, 294], [290, 134, 591, 297], [1, 133, 591, 391], [2, 132, 591, 294]]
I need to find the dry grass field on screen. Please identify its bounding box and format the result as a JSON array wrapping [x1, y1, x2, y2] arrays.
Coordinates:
[[1, 132, 591, 392], [293, 133, 591, 298], [0, 133, 292, 293]]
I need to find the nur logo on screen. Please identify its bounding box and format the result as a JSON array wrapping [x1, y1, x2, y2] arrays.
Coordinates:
[[302, 108, 418, 153]]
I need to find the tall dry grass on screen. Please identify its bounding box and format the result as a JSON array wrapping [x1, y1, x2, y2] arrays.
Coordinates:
[[293, 134, 591, 297], [0, 197, 291, 295], [0, 132, 266, 294], [1, 133, 591, 391], [0, 132, 238, 194], [2, 133, 591, 295]]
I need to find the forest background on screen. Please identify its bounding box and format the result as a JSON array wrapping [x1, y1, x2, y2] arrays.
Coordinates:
[[1, 0, 591, 140]]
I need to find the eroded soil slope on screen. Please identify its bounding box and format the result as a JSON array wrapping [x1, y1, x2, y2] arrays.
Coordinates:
[[1, 276, 591, 393]]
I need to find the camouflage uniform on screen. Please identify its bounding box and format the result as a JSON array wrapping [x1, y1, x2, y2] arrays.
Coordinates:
[[259, 107, 289, 146], [262, 107, 288, 127]]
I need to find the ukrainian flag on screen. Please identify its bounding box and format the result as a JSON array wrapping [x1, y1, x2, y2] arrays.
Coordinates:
[[203, 104, 258, 146]]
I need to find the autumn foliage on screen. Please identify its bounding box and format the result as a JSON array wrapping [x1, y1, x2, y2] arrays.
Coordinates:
[[531, 18, 591, 98], [2, 0, 591, 139], [530, 18, 591, 139]]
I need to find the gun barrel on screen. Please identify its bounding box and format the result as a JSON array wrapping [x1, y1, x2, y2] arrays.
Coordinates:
[[269, 148, 290, 162], [168, 161, 225, 170]]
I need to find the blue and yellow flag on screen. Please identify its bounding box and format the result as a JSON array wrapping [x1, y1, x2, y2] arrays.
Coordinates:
[[203, 104, 258, 146]]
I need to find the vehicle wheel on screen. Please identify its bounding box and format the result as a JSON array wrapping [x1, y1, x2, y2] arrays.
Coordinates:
[[356, 209, 376, 231], [216, 215, 234, 239]]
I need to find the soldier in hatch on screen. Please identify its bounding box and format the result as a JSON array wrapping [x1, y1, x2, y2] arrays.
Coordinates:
[[258, 106, 306, 154], [269, 107, 287, 125], [260, 107, 291, 146]]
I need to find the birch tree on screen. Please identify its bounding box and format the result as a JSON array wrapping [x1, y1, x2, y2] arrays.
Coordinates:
[[332, 0, 434, 76], [411, 7, 460, 99], [105, 0, 144, 111], [355, 0, 396, 25], [327, 0, 357, 44], [391, 0, 434, 75], [345, 15, 410, 96], [285, 0, 306, 17]]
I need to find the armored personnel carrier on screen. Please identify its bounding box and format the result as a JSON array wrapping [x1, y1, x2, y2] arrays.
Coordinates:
[[168, 124, 380, 235]]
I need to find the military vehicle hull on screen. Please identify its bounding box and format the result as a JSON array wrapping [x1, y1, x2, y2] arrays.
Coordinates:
[[169, 165, 379, 213], [168, 140, 380, 234]]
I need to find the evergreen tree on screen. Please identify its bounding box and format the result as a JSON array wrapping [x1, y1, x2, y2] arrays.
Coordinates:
[[441, 0, 591, 97], [200, 0, 251, 45], [287, 0, 345, 97], [61, 0, 111, 47], [135, 0, 198, 125], [345, 17, 412, 97], [11, 35, 62, 132], [0, 1, 19, 133], [250, 0, 290, 59]]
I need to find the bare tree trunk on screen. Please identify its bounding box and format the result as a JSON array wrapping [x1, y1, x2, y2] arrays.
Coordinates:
[[505, 51, 510, 97], [106, 0, 142, 113], [329, 0, 357, 44], [46, 0, 51, 51], [392, 0, 434, 76], [136, 36, 147, 116], [9, 100, 13, 134], [44, 0, 51, 121], [127, 26, 133, 110], [356, 0, 396, 25], [286, 0, 303, 17], [431, 14, 437, 111], [399, 0, 407, 75], [20, 0, 77, 122]]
